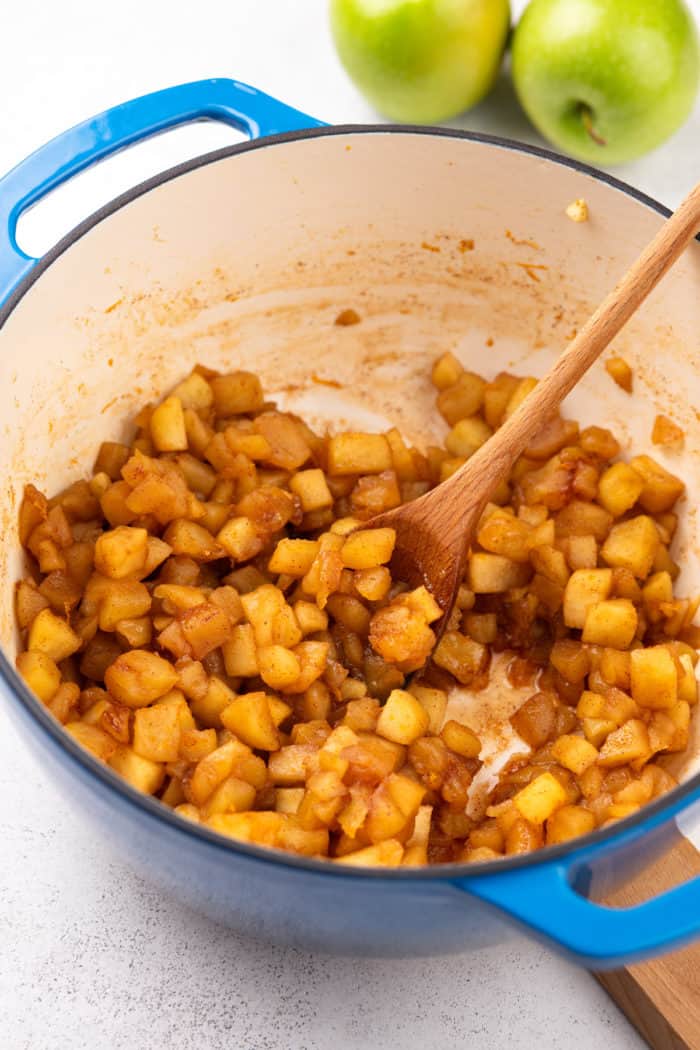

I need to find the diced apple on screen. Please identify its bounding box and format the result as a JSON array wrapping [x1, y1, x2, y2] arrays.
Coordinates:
[[582, 599, 638, 648], [513, 772, 567, 824], [563, 569, 612, 629]]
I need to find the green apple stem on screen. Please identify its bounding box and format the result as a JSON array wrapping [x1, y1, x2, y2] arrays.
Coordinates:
[[578, 103, 607, 147]]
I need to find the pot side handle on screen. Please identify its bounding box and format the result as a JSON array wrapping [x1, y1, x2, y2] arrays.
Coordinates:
[[455, 798, 700, 969], [0, 78, 323, 303]]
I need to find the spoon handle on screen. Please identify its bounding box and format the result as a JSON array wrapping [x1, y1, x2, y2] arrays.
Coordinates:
[[446, 181, 700, 501]]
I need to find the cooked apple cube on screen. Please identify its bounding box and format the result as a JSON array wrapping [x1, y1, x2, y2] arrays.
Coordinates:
[[180, 727, 218, 763], [133, 702, 181, 763], [576, 691, 606, 720], [555, 500, 613, 541], [431, 352, 463, 390], [582, 717, 617, 747], [433, 631, 488, 685], [16, 650, 61, 702], [598, 718, 651, 767], [164, 519, 226, 561], [289, 468, 333, 511], [221, 691, 280, 751], [275, 787, 305, 814], [364, 784, 412, 843], [94, 525, 149, 580], [109, 745, 164, 793], [335, 840, 404, 867], [267, 744, 318, 785], [549, 639, 590, 683], [369, 601, 436, 672], [150, 395, 187, 452], [629, 455, 684, 513], [601, 515, 659, 579], [292, 600, 328, 636], [241, 585, 302, 648], [599, 648, 631, 690], [463, 612, 498, 644], [27, 608, 81, 662], [667, 700, 691, 751], [581, 424, 621, 459], [268, 538, 320, 576], [513, 772, 567, 824], [546, 805, 596, 845], [210, 371, 263, 416], [469, 552, 531, 593], [340, 528, 396, 570], [408, 684, 447, 735], [327, 433, 392, 475], [597, 462, 644, 517], [376, 689, 430, 745], [216, 517, 262, 562], [222, 623, 259, 677], [605, 355, 633, 392], [171, 370, 213, 411], [275, 818, 329, 856], [44, 681, 79, 725], [603, 688, 640, 726], [630, 646, 678, 709], [254, 412, 311, 470], [187, 739, 239, 805], [407, 804, 433, 849], [564, 534, 598, 571], [642, 571, 674, 620], [257, 645, 301, 690], [530, 544, 570, 588], [353, 566, 392, 602], [99, 580, 152, 632], [64, 721, 116, 762], [437, 371, 486, 425], [15, 578, 50, 630], [582, 599, 637, 648], [277, 640, 327, 695], [202, 776, 257, 818], [188, 672, 235, 730], [445, 417, 492, 458], [104, 650, 179, 708], [174, 453, 217, 499], [510, 691, 558, 748], [441, 719, 481, 758], [386, 772, 426, 818], [477, 509, 532, 562], [526, 414, 579, 460], [207, 811, 283, 846], [563, 568, 612, 629], [179, 601, 232, 659], [551, 734, 598, 775], [141, 536, 172, 578], [482, 372, 519, 427]]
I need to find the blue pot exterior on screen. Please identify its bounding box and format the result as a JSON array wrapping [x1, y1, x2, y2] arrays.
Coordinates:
[[3, 78, 700, 968]]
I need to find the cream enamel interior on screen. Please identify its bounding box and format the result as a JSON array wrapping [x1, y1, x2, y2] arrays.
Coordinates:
[[2, 129, 700, 833]]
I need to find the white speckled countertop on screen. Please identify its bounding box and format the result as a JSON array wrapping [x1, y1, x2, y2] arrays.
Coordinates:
[[2, 2, 699, 1046]]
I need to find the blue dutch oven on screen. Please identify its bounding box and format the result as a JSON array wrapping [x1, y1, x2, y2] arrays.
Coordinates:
[[2, 78, 700, 968]]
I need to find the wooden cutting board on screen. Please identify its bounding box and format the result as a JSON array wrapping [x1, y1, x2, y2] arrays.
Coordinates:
[[595, 836, 700, 1049]]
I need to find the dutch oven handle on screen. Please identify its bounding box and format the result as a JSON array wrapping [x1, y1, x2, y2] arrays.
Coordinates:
[[455, 788, 700, 968], [0, 78, 323, 302]]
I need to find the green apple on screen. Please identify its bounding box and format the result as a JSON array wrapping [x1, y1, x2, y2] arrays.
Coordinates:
[[512, 0, 700, 165], [329, 0, 511, 123]]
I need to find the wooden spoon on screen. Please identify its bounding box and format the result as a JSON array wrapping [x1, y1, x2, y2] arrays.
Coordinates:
[[368, 182, 700, 633]]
